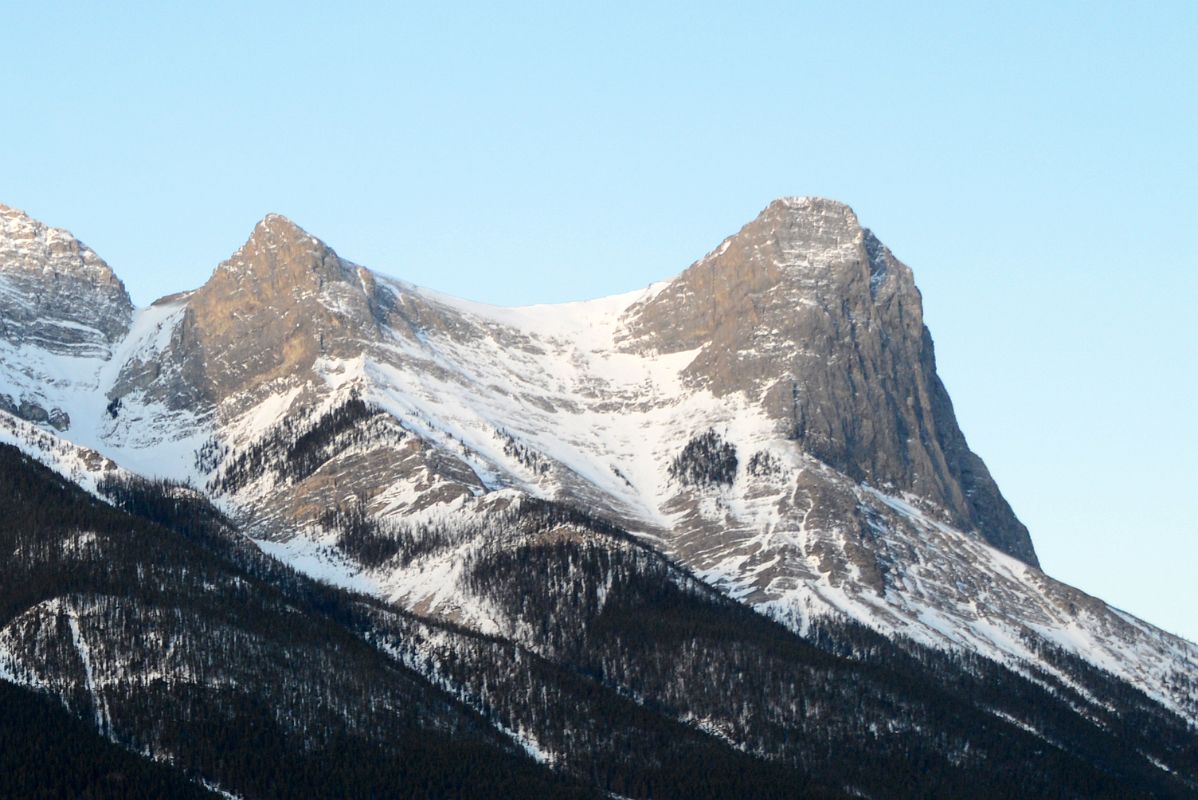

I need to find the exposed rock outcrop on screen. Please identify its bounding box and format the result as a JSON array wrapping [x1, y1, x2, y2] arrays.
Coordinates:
[[621, 198, 1036, 564], [111, 214, 396, 413], [0, 204, 132, 358]]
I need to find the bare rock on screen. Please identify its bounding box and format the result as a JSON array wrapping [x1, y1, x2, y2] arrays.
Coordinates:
[[0, 203, 132, 357], [621, 198, 1036, 565]]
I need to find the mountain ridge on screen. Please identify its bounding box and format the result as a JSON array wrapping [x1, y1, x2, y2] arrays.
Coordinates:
[[1, 199, 1195, 790]]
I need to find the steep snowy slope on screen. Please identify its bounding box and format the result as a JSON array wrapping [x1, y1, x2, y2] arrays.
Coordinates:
[[2, 198, 1195, 733]]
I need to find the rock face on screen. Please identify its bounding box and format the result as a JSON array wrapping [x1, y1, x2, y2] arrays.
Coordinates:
[[0, 395, 70, 431], [621, 198, 1036, 564], [113, 214, 393, 413], [0, 204, 132, 357], [186, 215, 389, 397]]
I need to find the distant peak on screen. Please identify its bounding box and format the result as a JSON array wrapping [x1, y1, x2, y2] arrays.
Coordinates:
[[257, 211, 299, 228], [0, 202, 58, 229], [249, 212, 319, 246], [770, 195, 854, 211], [682, 196, 866, 273], [0, 202, 133, 344], [229, 212, 334, 264], [0, 201, 126, 288], [760, 196, 862, 229], [210, 212, 346, 288]]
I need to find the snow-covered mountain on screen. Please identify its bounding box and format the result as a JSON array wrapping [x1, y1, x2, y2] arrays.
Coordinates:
[[2, 199, 1196, 795]]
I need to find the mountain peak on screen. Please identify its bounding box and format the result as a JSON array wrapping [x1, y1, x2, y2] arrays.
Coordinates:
[[768, 194, 858, 215], [251, 212, 313, 242], [240, 212, 326, 256], [155, 212, 384, 405], [0, 202, 47, 225], [736, 196, 866, 262], [0, 202, 126, 284], [621, 199, 1037, 565], [214, 213, 342, 286], [0, 202, 132, 351]]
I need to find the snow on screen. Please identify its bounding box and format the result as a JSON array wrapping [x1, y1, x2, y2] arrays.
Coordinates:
[[371, 622, 557, 764], [197, 779, 245, 800], [323, 279, 1198, 717], [0, 293, 208, 483], [407, 279, 669, 336], [65, 601, 110, 732], [0, 411, 127, 494], [251, 534, 379, 596], [0, 639, 16, 684], [4, 237, 1197, 730], [336, 275, 790, 537]]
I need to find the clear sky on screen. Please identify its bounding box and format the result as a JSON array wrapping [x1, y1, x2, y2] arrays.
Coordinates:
[[3, 2, 1196, 642]]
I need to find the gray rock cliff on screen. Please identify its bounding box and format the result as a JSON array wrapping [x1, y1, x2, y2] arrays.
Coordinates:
[[0, 203, 132, 357], [620, 198, 1036, 565]]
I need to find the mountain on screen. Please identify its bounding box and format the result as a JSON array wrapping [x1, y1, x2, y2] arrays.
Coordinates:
[[1, 199, 1195, 797], [0, 444, 594, 798], [619, 197, 1034, 563], [0, 203, 132, 431]]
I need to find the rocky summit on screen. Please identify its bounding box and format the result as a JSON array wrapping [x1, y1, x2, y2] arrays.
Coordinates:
[[0, 204, 133, 431], [620, 197, 1035, 564], [0, 204, 132, 353], [1, 199, 1196, 799]]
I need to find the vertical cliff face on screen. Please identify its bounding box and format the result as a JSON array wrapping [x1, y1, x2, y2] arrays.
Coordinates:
[[0, 204, 132, 357], [620, 198, 1036, 565]]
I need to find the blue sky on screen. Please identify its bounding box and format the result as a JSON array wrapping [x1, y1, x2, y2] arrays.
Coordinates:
[[3, 2, 1196, 641]]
